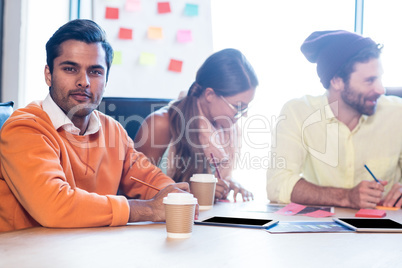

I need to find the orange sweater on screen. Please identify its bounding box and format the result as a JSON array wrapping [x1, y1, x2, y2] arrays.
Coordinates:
[[0, 102, 174, 232]]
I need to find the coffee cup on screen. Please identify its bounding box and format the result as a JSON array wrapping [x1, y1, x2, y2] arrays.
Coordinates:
[[189, 174, 217, 210], [163, 193, 197, 238]]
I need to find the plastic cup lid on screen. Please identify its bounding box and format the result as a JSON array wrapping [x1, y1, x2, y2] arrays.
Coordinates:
[[163, 193, 198, 205], [189, 173, 217, 183]]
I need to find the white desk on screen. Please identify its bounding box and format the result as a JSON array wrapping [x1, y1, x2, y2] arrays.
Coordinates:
[[1, 202, 402, 268]]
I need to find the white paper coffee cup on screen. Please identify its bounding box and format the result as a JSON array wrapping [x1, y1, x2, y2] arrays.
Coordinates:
[[190, 174, 217, 210], [163, 193, 197, 238]]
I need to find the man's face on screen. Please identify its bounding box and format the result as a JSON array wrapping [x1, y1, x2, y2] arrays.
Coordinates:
[[341, 58, 385, 116], [44, 40, 107, 120]]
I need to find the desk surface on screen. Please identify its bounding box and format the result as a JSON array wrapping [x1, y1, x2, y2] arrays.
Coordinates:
[[1, 202, 402, 268]]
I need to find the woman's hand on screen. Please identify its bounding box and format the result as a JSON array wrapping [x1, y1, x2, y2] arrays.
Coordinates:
[[215, 179, 254, 202], [215, 178, 230, 200], [229, 180, 254, 202]]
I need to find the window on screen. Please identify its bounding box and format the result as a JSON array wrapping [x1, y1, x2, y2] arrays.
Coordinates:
[[211, 0, 355, 200], [364, 0, 402, 87]]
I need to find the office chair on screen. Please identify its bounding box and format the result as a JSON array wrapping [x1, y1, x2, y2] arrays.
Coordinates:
[[0, 101, 14, 129], [97, 97, 173, 141]]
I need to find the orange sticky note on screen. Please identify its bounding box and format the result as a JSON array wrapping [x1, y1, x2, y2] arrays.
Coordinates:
[[105, 7, 119, 19], [147, 27, 163, 40], [177, 30, 192, 43], [157, 2, 171, 14], [376, 205, 400, 211], [168, 59, 183, 73], [355, 208, 386, 218], [118, 28, 133, 40]]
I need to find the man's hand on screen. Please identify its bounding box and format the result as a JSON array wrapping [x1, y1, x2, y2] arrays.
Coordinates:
[[347, 180, 387, 209], [128, 182, 199, 222], [380, 182, 402, 208]]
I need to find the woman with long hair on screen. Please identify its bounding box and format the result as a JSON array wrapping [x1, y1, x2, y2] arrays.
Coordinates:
[[134, 48, 259, 201]]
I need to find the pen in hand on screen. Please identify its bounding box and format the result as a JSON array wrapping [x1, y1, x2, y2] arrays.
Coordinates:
[[210, 153, 223, 181], [130, 177, 161, 192], [211, 153, 231, 201], [364, 164, 380, 183], [364, 165, 401, 208], [393, 194, 402, 208]]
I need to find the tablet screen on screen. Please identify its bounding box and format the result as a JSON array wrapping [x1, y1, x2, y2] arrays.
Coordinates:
[[202, 216, 274, 226], [339, 218, 402, 230]]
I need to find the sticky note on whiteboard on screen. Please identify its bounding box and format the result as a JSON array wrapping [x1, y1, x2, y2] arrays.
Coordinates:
[[184, 3, 198, 16], [177, 30, 192, 43], [105, 7, 119, 19], [113, 51, 123, 65], [139, 52, 156, 66], [168, 59, 183, 73], [147, 27, 163, 40], [125, 0, 141, 12], [118, 28, 133, 40], [158, 2, 171, 14]]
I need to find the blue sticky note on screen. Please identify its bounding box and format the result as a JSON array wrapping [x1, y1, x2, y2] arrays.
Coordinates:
[[184, 3, 198, 16]]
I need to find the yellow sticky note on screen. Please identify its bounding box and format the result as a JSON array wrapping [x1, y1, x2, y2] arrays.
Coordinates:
[[147, 27, 163, 40], [139, 52, 156, 66], [113, 51, 122, 65]]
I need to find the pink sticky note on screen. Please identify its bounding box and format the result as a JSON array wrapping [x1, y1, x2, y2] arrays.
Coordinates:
[[125, 0, 141, 12], [158, 2, 171, 14], [177, 30, 192, 43], [304, 210, 335, 218], [355, 209, 386, 218], [105, 7, 119, 19], [275, 203, 306, 216], [168, 59, 183, 73], [118, 28, 133, 40]]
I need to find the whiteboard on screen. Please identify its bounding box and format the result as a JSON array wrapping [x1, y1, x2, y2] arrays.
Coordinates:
[[92, 0, 213, 99]]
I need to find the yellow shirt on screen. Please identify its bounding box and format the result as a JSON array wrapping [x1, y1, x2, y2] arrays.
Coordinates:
[[267, 94, 402, 203]]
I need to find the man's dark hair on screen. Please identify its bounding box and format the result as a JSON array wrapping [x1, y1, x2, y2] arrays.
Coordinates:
[[45, 19, 113, 81]]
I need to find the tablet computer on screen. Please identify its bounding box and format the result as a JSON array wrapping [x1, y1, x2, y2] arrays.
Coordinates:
[[333, 218, 402, 232], [195, 216, 278, 229]]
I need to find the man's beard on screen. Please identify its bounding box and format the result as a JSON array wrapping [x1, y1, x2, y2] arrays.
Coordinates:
[[341, 84, 381, 116]]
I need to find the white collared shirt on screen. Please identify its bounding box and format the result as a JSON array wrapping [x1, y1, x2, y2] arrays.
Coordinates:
[[42, 93, 100, 136]]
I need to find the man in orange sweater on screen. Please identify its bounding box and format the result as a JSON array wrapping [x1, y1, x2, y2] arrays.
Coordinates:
[[0, 19, 191, 232]]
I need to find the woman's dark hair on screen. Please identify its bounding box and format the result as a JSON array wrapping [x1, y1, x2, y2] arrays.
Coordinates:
[[45, 19, 113, 81], [335, 44, 382, 86], [168, 48, 259, 183]]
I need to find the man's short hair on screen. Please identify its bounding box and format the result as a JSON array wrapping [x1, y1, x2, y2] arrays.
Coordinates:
[[45, 19, 113, 81]]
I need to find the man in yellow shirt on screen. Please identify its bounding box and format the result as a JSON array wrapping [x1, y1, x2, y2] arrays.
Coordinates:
[[0, 19, 192, 232], [267, 30, 402, 209]]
